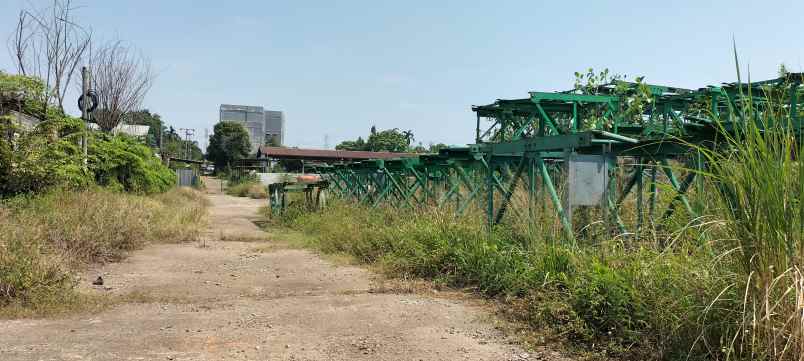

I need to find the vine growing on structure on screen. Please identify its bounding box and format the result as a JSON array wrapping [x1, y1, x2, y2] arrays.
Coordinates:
[[573, 68, 654, 130]]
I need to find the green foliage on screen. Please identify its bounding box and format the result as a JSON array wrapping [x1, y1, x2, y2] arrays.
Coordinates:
[[411, 142, 448, 153], [0, 116, 92, 196], [206, 121, 251, 170], [277, 203, 718, 358], [1, 72, 177, 197], [336, 126, 412, 152], [225, 171, 258, 186], [571, 260, 646, 345], [125, 111, 204, 161], [335, 136, 366, 151], [366, 128, 410, 152], [1, 72, 92, 197], [125, 109, 162, 148], [0, 71, 47, 117], [1, 117, 176, 197], [573, 68, 621, 95], [691, 91, 804, 360], [572, 68, 654, 129], [226, 181, 267, 199], [278, 72, 804, 359], [88, 134, 176, 194]]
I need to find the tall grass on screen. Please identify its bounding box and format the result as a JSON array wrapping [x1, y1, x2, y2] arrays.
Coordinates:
[[693, 89, 803, 360], [0, 187, 207, 313]]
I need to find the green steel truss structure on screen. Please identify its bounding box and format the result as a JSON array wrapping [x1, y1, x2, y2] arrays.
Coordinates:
[[293, 74, 803, 241]]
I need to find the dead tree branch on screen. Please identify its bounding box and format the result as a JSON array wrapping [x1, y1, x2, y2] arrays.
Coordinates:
[[7, 0, 91, 115], [90, 41, 154, 131]]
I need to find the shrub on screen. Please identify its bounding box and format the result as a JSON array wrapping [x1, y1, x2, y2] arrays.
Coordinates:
[[1, 114, 177, 197], [226, 181, 267, 199], [2, 70, 176, 197], [570, 260, 646, 345], [88, 135, 176, 194], [0, 117, 92, 196]]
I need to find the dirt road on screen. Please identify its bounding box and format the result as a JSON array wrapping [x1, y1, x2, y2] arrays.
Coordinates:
[[0, 180, 533, 360]]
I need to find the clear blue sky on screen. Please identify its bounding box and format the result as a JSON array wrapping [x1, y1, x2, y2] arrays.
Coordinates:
[[2, 0, 802, 149]]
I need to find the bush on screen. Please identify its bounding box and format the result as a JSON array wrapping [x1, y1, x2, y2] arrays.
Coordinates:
[[226, 181, 267, 199], [88, 135, 176, 194], [1, 115, 176, 197], [571, 260, 646, 345], [0, 117, 92, 196], [2, 71, 176, 197]]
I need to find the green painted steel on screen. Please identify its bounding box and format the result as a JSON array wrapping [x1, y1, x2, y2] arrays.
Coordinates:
[[275, 73, 804, 242]]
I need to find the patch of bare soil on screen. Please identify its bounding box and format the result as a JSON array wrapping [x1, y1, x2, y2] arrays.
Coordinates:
[[0, 179, 569, 360]]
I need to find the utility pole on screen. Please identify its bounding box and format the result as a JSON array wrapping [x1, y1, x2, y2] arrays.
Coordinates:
[[179, 128, 195, 159], [79, 66, 91, 164]]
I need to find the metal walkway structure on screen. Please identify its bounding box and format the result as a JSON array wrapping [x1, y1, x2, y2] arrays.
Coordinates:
[[285, 73, 804, 241]]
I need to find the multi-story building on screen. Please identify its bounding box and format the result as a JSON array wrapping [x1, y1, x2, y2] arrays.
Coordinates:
[[219, 104, 285, 153], [264, 110, 285, 146]]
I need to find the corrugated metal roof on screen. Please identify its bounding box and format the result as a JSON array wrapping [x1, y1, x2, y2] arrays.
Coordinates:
[[257, 146, 415, 160], [114, 124, 150, 137], [86, 123, 150, 137]]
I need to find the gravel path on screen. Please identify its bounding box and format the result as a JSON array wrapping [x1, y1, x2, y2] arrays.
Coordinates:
[[0, 179, 542, 360]]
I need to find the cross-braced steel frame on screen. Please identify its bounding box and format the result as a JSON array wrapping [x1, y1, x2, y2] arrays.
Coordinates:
[[294, 73, 803, 241]]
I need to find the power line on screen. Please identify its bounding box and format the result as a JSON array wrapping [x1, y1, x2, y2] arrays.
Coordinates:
[[178, 128, 195, 159]]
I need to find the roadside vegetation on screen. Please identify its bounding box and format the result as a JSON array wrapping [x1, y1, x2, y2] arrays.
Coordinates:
[[0, 188, 207, 316], [276, 77, 803, 360], [0, 5, 209, 317], [226, 181, 268, 199], [223, 173, 267, 199]]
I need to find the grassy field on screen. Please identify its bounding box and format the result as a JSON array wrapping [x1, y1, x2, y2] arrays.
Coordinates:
[[276, 120, 802, 359], [0, 187, 207, 317]]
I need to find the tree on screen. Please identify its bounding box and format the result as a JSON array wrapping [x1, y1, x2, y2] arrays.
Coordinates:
[[402, 129, 414, 146], [120, 109, 204, 160], [125, 109, 162, 148], [9, 0, 91, 115], [336, 127, 411, 152], [206, 121, 250, 171], [779, 63, 790, 78], [90, 41, 154, 131], [411, 142, 447, 154], [429, 143, 448, 153], [335, 136, 365, 151], [366, 128, 409, 152]]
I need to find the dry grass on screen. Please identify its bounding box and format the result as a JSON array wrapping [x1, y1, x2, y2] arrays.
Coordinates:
[[0, 187, 208, 316], [226, 182, 267, 199]]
